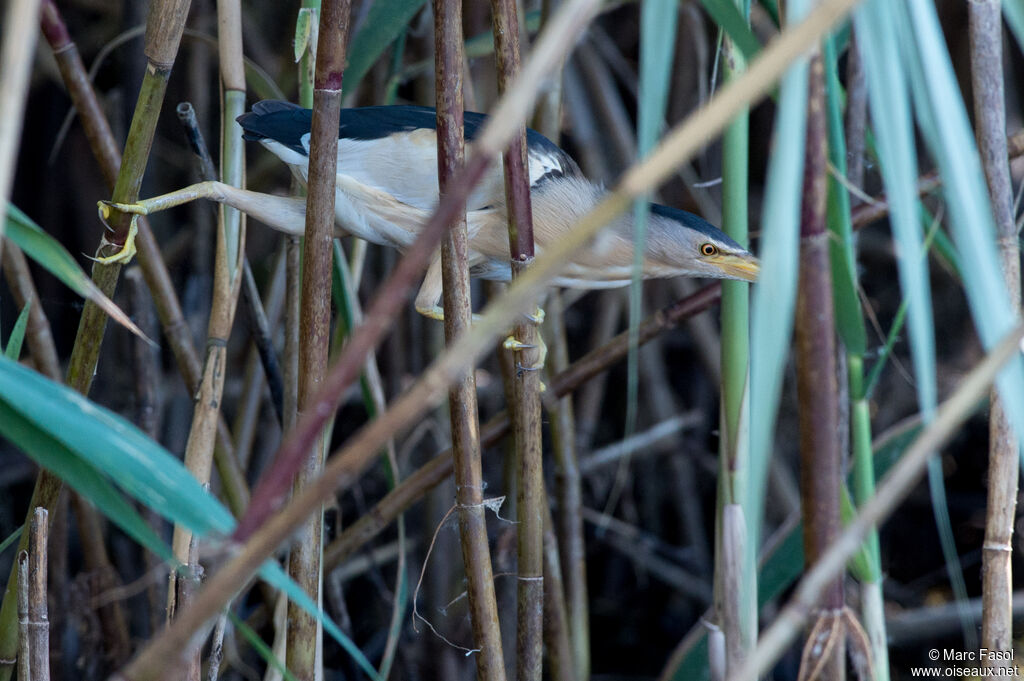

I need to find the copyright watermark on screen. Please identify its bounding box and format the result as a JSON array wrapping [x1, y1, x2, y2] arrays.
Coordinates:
[[911, 649, 1019, 677]]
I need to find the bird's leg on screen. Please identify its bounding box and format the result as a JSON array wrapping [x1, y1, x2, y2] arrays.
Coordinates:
[[414, 253, 486, 322], [99, 181, 309, 236], [414, 253, 446, 321]]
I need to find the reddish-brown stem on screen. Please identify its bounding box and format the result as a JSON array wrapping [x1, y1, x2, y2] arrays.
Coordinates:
[[489, 0, 544, 677], [794, 51, 845, 680], [286, 1, 352, 677]]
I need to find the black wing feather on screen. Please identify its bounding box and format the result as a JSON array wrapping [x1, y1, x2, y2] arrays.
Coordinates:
[[237, 101, 580, 182]]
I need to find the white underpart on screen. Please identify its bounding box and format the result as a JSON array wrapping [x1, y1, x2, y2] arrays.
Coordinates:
[[260, 139, 310, 168], [260, 129, 573, 253]]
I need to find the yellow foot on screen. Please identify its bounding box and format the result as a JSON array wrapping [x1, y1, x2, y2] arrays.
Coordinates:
[[502, 336, 537, 353], [502, 332, 548, 389], [98, 199, 150, 216], [416, 305, 446, 322], [94, 203, 140, 265], [524, 306, 545, 325]]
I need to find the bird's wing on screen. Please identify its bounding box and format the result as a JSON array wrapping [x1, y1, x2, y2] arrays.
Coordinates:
[[333, 107, 582, 211], [238, 102, 583, 211]]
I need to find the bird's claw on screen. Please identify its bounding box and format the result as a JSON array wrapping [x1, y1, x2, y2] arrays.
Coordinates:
[[503, 333, 548, 388], [92, 206, 140, 265], [502, 337, 536, 352], [99, 199, 150, 217], [524, 306, 545, 325]]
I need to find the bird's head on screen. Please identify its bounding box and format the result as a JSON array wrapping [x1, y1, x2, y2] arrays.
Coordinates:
[[647, 204, 760, 283]]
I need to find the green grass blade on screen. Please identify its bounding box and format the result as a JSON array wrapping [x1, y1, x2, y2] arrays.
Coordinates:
[[699, 0, 761, 61], [0, 529, 21, 558], [822, 38, 865, 356], [231, 611, 300, 681], [627, 0, 679, 441], [0, 396, 173, 563], [857, 0, 976, 646], [1002, 0, 1024, 53], [899, 0, 1024, 647], [0, 356, 381, 678], [5, 204, 147, 341], [745, 0, 811, 539], [4, 302, 30, 361], [853, 0, 936, 417], [344, 0, 428, 97], [903, 0, 1024, 452], [0, 355, 233, 535], [258, 561, 381, 680]]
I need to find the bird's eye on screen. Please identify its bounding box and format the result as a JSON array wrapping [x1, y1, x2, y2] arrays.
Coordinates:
[[700, 243, 718, 256]]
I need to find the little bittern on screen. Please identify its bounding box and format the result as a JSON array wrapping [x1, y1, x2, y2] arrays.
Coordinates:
[[100, 100, 759, 318]]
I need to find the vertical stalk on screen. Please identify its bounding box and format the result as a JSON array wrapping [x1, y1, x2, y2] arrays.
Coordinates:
[[0, 0, 43, 260], [793, 50, 845, 680], [170, 0, 248, 620], [847, 357, 886, 678], [14, 557, 27, 681], [434, 1, 507, 680], [0, 245, 63, 680], [541, 500, 575, 681], [287, 1, 351, 677], [532, 23, 587, 674], [715, 1, 755, 676], [545, 293, 589, 681], [27, 509, 49, 681], [2, 246, 60, 381], [967, 0, 1020, 667], [0, 0, 199, 671], [126, 268, 169, 637], [489, 1, 544, 678]]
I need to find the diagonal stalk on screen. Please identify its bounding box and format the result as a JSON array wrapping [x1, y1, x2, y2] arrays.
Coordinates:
[[170, 0, 249, 621]]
